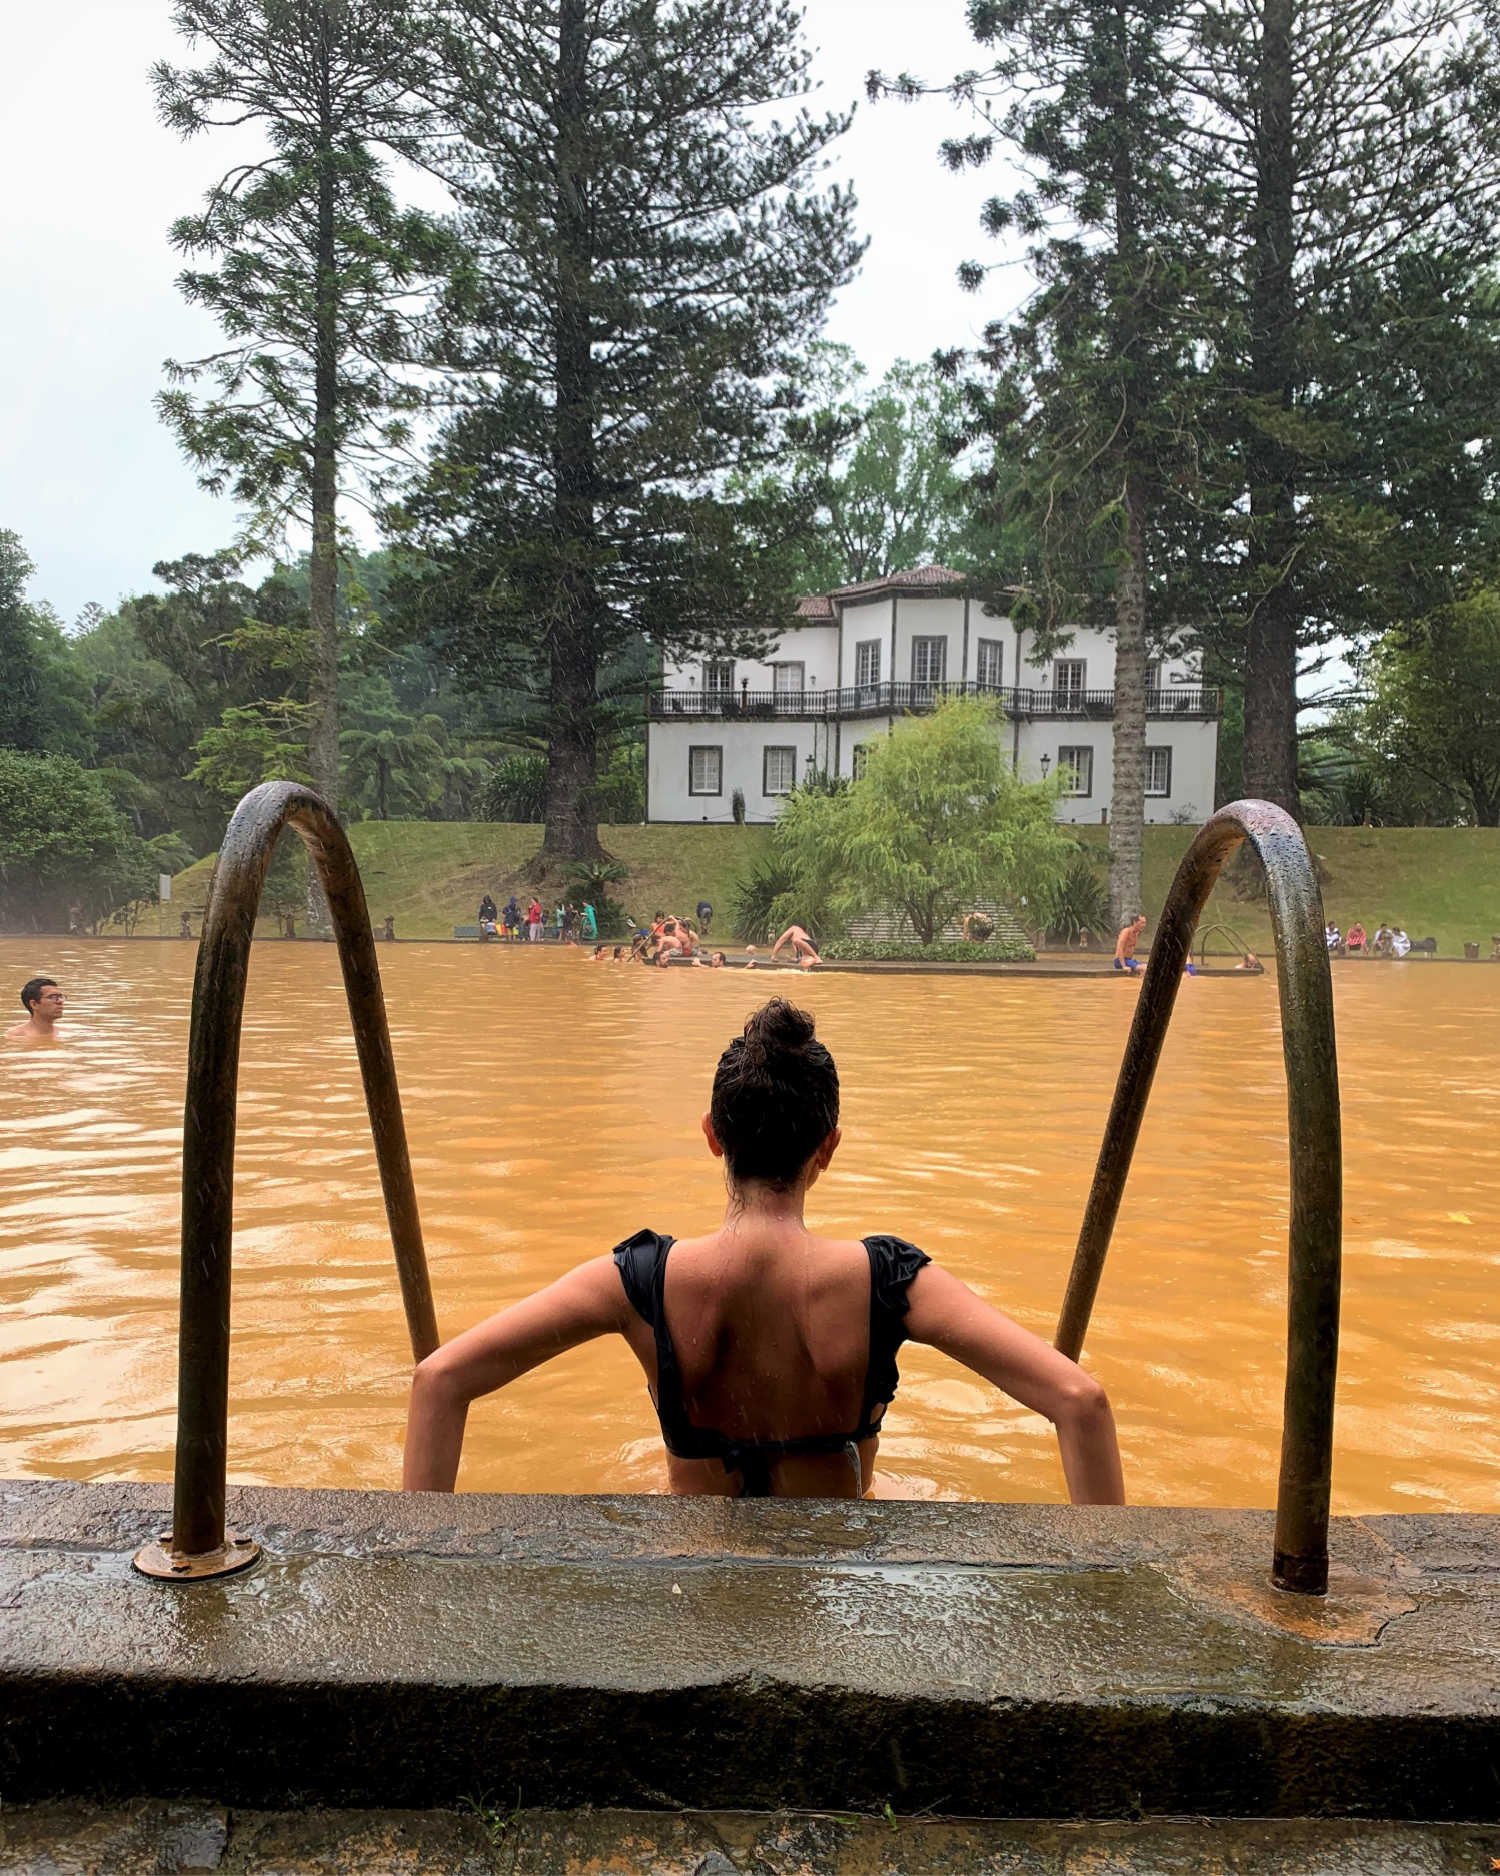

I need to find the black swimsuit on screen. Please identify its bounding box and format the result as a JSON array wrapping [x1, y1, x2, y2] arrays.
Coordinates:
[[612, 1228, 931, 1497]]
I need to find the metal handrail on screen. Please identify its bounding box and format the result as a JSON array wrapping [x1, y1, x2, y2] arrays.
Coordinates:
[[1055, 800, 1341, 1595], [134, 782, 438, 1582]]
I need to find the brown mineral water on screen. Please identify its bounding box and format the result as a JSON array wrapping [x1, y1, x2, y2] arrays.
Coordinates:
[[1, 938, 1496, 1512]]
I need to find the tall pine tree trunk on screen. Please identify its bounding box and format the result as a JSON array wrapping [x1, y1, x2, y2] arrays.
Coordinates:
[[1110, 475, 1148, 926], [540, 0, 606, 865], [1242, 0, 1300, 814], [304, 35, 340, 932], [1107, 0, 1147, 925], [307, 123, 340, 813]]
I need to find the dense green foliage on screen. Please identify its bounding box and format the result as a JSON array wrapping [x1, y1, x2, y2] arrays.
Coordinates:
[[735, 347, 982, 594], [769, 697, 1074, 945], [0, 752, 160, 932], [1344, 589, 1500, 827]]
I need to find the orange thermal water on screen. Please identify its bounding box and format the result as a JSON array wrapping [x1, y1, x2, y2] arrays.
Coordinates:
[[1, 938, 1496, 1511]]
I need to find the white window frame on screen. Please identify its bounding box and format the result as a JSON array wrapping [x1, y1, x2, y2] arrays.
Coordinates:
[[911, 636, 947, 686], [854, 639, 881, 687], [976, 637, 1004, 689], [1054, 659, 1086, 704], [688, 745, 722, 797], [1145, 746, 1172, 797], [702, 659, 734, 693], [763, 744, 798, 796], [772, 661, 805, 692], [1058, 745, 1093, 797]]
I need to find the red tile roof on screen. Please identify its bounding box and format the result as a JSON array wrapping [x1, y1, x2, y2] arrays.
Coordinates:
[[794, 565, 966, 615]]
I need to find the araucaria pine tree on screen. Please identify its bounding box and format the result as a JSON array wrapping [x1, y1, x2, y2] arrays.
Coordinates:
[[155, 0, 449, 816], [1174, 0, 1500, 811], [404, 0, 863, 863], [875, 0, 1213, 923]]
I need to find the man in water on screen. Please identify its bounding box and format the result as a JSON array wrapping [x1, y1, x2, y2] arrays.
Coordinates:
[[1113, 914, 1147, 973], [7, 977, 64, 1044], [770, 923, 822, 968]]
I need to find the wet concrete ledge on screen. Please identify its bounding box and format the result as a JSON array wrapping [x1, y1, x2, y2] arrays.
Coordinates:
[[2, 1480, 1498, 1820]]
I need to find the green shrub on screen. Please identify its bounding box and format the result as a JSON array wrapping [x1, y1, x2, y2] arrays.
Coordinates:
[[731, 849, 800, 943], [0, 749, 157, 932], [818, 937, 1035, 964], [1042, 854, 1111, 945], [482, 752, 547, 822]]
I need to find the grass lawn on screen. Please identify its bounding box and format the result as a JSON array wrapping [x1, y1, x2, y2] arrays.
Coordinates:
[[1069, 824, 1500, 960], [169, 821, 776, 941], [165, 818, 1499, 954]]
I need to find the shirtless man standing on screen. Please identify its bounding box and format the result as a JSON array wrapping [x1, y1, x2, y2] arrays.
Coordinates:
[[7, 977, 64, 1044], [1113, 914, 1147, 973], [770, 924, 822, 968]]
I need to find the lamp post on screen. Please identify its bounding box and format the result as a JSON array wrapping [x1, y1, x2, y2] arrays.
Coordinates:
[[1040, 754, 1052, 780]]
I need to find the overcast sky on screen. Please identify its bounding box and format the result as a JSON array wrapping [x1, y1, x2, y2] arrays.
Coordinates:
[[1, 1, 1017, 625]]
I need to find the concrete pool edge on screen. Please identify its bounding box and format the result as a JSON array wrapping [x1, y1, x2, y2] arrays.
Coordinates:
[[2, 1480, 1498, 1819]]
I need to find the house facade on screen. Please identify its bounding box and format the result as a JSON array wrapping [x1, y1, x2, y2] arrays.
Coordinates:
[[645, 565, 1221, 826]]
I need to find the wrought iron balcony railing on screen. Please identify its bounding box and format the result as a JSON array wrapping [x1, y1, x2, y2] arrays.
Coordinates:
[[648, 681, 1222, 722]]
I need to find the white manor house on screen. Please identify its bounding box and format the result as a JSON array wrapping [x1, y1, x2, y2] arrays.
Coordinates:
[[645, 565, 1221, 826]]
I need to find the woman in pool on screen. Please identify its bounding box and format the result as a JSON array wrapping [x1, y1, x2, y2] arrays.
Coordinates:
[[403, 1000, 1124, 1503]]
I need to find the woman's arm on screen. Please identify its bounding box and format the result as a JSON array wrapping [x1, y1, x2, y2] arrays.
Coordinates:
[[903, 1263, 1125, 1505], [402, 1255, 630, 1492]]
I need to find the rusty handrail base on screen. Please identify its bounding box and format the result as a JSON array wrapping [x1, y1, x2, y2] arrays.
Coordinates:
[[1273, 1546, 1330, 1597], [133, 1530, 262, 1582]]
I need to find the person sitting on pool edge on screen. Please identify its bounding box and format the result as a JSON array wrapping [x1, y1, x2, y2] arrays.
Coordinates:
[[402, 998, 1124, 1504], [1114, 913, 1147, 972]]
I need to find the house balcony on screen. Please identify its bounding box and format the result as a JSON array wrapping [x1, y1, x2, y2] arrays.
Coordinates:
[[648, 681, 1222, 722]]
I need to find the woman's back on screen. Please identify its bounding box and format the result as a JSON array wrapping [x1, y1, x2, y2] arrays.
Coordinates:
[[615, 1223, 929, 1496], [661, 1229, 872, 1432]]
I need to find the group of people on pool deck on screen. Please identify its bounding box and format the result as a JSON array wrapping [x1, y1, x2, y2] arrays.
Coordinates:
[[403, 998, 1125, 1504], [584, 916, 821, 970]]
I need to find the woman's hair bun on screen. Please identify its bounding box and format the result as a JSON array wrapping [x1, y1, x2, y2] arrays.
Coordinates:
[[740, 997, 816, 1067]]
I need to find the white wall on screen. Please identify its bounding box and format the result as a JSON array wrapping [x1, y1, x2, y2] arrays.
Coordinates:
[[649, 719, 829, 824], [663, 625, 839, 694]]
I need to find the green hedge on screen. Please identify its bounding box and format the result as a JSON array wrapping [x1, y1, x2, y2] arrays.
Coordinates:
[[818, 937, 1035, 964]]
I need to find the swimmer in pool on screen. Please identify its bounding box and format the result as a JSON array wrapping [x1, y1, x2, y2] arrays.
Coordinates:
[[7, 977, 64, 1045], [402, 999, 1124, 1504]]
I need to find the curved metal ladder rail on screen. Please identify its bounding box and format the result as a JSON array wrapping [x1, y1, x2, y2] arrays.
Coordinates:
[[1055, 800, 1342, 1595], [134, 782, 438, 1582], [1192, 919, 1257, 967]]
